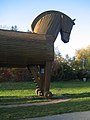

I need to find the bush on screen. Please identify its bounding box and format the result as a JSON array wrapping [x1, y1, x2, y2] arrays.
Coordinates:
[[51, 59, 78, 81], [0, 68, 32, 82]]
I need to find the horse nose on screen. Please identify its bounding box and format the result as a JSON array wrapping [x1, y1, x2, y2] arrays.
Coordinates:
[[62, 38, 69, 43]]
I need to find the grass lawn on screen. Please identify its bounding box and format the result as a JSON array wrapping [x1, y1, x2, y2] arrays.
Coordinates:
[[0, 81, 90, 119]]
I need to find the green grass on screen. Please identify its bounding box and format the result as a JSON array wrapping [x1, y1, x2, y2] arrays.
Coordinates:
[[0, 82, 48, 105], [0, 81, 90, 120]]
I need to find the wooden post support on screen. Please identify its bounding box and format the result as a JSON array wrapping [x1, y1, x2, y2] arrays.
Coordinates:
[[40, 65, 45, 95], [44, 61, 52, 98]]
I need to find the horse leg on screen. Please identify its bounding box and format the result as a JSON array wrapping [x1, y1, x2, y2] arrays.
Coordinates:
[[39, 65, 45, 96], [44, 61, 53, 98], [27, 65, 43, 96]]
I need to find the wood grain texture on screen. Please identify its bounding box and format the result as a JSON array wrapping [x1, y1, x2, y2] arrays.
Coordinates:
[[0, 29, 54, 67]]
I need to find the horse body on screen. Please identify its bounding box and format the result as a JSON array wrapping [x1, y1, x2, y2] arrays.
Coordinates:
[[0, 30, 54, 67], [0, 10, 75, 98]]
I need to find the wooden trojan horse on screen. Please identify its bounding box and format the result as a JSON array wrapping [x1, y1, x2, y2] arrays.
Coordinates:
[[0, 10, 75, 98]]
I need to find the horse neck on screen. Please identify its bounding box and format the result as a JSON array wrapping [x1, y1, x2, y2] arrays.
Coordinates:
[[32, 14, 61, 42]]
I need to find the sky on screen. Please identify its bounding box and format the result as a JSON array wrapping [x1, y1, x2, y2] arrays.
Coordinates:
[[0, 0, 90, 58]]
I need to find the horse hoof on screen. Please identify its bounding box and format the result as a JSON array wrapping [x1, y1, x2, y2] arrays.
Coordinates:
[[44, 91, 53, 98]]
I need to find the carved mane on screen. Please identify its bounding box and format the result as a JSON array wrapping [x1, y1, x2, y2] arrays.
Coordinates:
[[31, 10, 74, 41]]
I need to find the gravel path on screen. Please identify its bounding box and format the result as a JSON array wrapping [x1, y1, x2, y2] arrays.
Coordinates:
[[23, 111, 90, 120], [1, 99, 90, 120]]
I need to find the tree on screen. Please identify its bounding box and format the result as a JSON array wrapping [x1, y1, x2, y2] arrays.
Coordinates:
[[75, 45, 90, 80], [75, 45, 90, 70], [11, 25, 18, 31], [52, 51, 77, 81], [75, 48, 87, 61]]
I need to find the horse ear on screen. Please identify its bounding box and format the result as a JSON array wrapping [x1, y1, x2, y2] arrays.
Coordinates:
[[73, 19, 76, 25], [73, 19, 76, 21]]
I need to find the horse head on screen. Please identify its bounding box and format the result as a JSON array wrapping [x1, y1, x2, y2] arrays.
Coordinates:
[[60, 14, 75, 43], [31, 10, 75, 43]]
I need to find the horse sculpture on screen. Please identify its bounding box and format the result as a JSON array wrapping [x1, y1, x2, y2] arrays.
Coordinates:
[[0, 10, 75, 98]]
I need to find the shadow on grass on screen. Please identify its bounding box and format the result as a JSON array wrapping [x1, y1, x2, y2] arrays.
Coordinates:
[[0, 96, 49, 105], [62, 92, 90, 99], [1, 92, 90, 105]]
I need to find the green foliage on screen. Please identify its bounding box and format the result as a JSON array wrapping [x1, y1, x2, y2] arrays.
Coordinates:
[[52, 53, 77, 81], [52, 45, 90, 81], [86, 56, 90, 70], [75, 45, 90, 70]]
